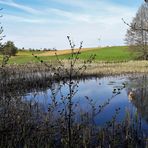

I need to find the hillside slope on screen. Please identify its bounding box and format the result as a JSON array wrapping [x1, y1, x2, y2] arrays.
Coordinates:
[[0, 46, 136, 64]]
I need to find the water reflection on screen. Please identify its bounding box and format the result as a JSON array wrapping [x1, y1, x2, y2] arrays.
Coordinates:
[[1, 74, 148, 127], [23, 75, 148, 133], [127, 75, 148, 123], [0, 74, 148, 147]]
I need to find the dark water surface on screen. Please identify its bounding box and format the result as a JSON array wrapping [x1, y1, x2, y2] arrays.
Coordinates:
[[25, 75, 148, 136]]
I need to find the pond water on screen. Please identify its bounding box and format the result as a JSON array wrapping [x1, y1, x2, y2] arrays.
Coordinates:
[[25, 74, 148, 136]]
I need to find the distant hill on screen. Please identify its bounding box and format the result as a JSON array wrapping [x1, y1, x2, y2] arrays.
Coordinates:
[[0, 46, 137, 64]]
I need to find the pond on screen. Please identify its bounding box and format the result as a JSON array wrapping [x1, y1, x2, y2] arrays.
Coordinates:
[[25, 74, 148, 136]]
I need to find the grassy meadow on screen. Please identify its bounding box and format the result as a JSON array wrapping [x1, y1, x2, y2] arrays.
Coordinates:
[[0, 46, 137, 64]]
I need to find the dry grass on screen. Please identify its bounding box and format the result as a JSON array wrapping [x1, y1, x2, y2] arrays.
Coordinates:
[[60, 60, 148, 76], [3, 60, 148, 78], [87, 60, 148, 75]]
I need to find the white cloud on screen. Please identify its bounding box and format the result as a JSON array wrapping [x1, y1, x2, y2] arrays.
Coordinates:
[[46, 8, 93, 23], [0, 0, 41, 14], [3, 14, 69, 24]]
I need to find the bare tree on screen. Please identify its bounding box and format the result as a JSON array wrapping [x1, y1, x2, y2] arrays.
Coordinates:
[[125, 3, 148, 60]]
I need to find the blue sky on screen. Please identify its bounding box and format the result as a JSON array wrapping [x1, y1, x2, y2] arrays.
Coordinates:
[[0, 0, 144, 49]]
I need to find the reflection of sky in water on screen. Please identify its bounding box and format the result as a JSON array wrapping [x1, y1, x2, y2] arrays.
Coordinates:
[[25, 75, 148, 135]]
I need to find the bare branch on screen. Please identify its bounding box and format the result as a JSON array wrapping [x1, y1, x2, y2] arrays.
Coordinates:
[[122, 18, 148, 32]]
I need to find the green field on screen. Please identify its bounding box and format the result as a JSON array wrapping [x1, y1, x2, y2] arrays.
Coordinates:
[[59, 46, 136, 62], [0, 46, 137, 64]]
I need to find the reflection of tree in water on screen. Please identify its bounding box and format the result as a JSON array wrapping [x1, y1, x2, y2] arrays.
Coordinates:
[[127, 75, 148, 122]]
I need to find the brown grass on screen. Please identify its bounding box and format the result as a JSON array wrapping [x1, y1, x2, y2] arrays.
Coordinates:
[[2, 60, 148, 80], [84, 60, 148, 76], [58, 60, 148, 77]]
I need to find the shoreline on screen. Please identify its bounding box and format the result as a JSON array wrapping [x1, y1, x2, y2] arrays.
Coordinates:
[[1, 60, 148, 91], [1, 60, 148, 75]]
